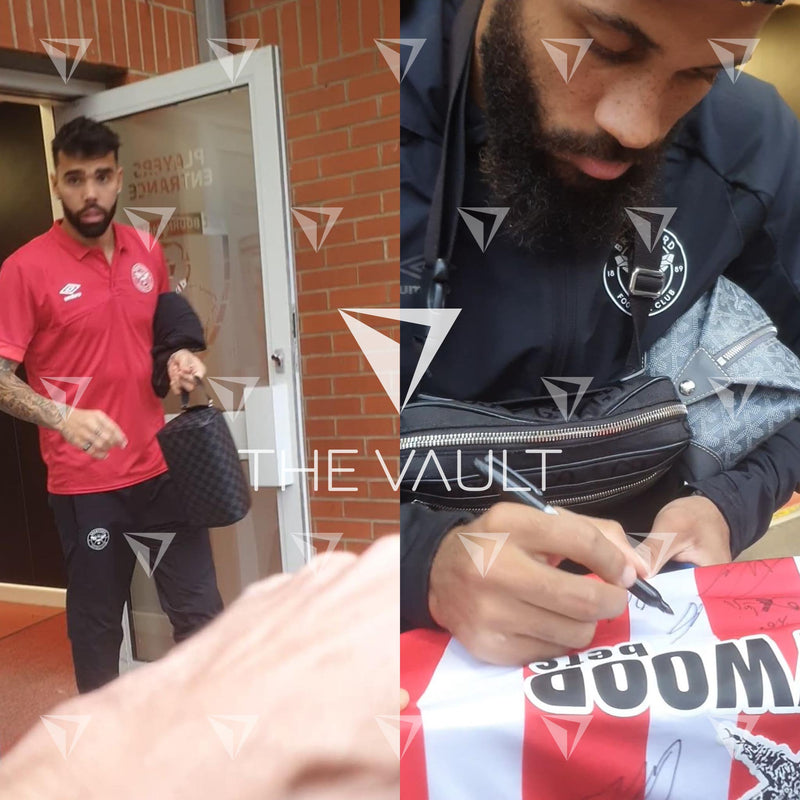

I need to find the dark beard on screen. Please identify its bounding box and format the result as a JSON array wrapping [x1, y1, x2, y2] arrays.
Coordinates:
[[478, 0, 674, 254], [62, 199, 117, 239]]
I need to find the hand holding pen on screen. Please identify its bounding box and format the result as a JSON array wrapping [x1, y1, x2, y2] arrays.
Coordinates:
[[427, 462, 655, 666], [473, 454, 673, 615]]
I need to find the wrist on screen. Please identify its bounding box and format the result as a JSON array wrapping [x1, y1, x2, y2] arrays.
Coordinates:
[[167, 349, 188, 367], [51, 406, 69, 434], [427, 524, 465, 631], [670, 494, 730, 541]]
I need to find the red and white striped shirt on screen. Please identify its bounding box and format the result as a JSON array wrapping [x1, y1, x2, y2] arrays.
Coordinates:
[[402, 557, 800, 800]]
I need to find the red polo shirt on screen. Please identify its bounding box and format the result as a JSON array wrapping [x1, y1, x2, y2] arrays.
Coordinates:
[[0, 221, 170, 494]]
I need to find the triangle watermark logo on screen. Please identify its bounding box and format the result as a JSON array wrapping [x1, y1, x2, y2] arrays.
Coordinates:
[[541, 377, 593, 422], [375, 714, 423, 759], [207, 39, 259, 82], [541, 714, 593, 760], [708, 378, 759, 421], [207, 715, 259, 759], [40, 715, 91, 759], [708, 38, 759, 84], [541, 39, 593, 83], [123, 532, 176, 578], [457, 207, 509, 252], [290, 532, 343, 575], [374, 38, 426, 83], [41, 39, 92, 84], [291, 206, 343, 252], [627, 531, 680, 577], [123, 207, 176, 250], [40, 377, 92, 419], [625, 207, 677, 253], [206, 377, 260, 421], [456, 532, 510, 578], [339, 308, 461, 413]]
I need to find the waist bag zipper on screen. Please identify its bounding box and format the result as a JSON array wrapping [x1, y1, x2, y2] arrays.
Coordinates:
[[413, 466, 671, 511], [400, 404, 687, 450]]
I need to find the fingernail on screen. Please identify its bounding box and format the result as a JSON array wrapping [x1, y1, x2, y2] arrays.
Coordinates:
[[621, 564, 637, 588]]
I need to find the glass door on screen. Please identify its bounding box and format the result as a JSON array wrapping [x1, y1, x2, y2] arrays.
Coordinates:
[[54, 48, 310, 662]]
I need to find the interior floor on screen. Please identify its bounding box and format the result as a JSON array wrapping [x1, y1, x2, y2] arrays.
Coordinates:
[[0, 602, 76, 753]]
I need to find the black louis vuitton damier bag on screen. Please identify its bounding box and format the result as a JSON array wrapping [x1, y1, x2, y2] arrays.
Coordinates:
[[156, 378, 251, 528]]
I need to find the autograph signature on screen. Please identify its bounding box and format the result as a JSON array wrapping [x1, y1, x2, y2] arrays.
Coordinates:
[[579, 740, 681, 800]]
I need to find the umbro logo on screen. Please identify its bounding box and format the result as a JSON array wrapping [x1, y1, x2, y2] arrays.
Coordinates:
[[59, 283, 82, 302]]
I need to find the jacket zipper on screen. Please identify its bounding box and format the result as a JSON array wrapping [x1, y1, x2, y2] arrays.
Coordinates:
[[714, 324, 777, 367], [400, 403, 687, 450], [414, 467, 668, 511]]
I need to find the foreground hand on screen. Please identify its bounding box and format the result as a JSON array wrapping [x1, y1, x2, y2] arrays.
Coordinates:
[[636, 494, 732, 576], [58, 408, 127, 458], [428, 502, 643, 666], [0, 537, 400, 800], [168, 349, 206, 395]]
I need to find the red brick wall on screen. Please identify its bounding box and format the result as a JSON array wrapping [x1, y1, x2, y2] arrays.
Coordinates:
[[226, 0, 400, 551], [0, 0, 199, 78]]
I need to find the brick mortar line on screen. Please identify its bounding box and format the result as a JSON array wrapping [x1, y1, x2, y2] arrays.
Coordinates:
[[148, 2, 159, 73], [286, 84, 395, 101], [136, 0, 146, 72], [304, 415, 398, 421], [119, 0, 130, 67], [288, 121, 399, 145], [288, 187, 398, 204], [298, 282, 398, 296], [226, 25, 382, 67], [289, 173, 394, 187], [87, 0, 99, 46], [150, 3, 195, 13], [5, 0, 16, 48]]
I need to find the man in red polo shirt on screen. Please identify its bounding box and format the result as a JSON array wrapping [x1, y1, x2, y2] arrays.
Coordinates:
[[0, 116, 223, 692]]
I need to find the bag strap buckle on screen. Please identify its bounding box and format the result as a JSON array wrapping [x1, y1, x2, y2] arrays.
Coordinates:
[[629, 267, 665, 299]]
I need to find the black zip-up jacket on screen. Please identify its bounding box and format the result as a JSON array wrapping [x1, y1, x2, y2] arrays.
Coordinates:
[[400, 0, 800, 630]]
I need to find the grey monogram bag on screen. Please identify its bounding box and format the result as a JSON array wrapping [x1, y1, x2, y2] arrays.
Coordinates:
[[645, 276, 800, 480]]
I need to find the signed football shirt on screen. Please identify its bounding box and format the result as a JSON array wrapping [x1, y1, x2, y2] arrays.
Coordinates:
[[402, 557, 800, 800]]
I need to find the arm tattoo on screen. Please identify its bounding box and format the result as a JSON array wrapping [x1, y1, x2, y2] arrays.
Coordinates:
[[0, 357, 65, 431]]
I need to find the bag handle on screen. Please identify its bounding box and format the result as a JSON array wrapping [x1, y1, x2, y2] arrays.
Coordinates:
[[180, 376, 214, 410]]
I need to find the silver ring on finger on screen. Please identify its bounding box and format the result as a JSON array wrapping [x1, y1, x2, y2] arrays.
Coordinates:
[[83, 441, 92, 451]]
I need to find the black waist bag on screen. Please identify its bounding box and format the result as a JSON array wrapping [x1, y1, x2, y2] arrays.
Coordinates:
[[400, 375, 690, 513], [156, 380, 252, 528]]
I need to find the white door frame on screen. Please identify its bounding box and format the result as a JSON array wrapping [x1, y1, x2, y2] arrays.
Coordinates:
[[55, 47, 311, 572]]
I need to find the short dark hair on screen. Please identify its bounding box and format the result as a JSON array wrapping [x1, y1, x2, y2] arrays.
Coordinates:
[[52, 116, 120, 166]]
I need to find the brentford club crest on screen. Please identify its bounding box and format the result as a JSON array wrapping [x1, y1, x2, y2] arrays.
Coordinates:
[[87, 528, 110, 551], [603, 228, 688, 316], [131, 262, 154, 293]]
